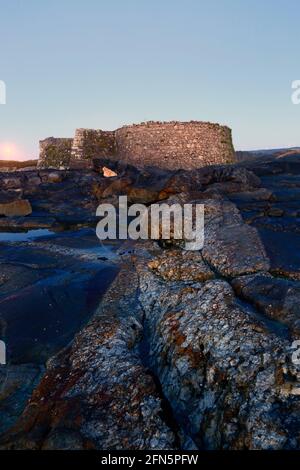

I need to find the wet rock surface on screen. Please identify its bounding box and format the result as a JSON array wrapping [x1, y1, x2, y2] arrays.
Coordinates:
[[0, 228, 120, 435], [1, 156, 300, 449]]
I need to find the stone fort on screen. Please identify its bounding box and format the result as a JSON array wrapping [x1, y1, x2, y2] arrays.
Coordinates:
[[38, 121, 235, 171]]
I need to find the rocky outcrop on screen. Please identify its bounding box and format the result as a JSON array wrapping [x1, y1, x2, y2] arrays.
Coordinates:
[[137, 261, 300, 449], [201, 198, 270, 277], [232, 273, 300, 334], [130, 172, 300, 449], [0, 263, 175, 450], [148, 250, 214, 282], [102, 166, 117, 178], [1, 155, 300, 450], [0, 364, 44, 435], [0, 200, 32, 217]]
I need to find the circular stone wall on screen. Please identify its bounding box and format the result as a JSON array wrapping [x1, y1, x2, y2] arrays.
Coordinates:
[[115, 121, 235, 170]]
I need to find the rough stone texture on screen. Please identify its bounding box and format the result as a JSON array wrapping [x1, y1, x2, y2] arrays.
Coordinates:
[[115, 121, 235, 170], [0, 176, 22, 189], [2, 155, 300, 450], [71, 128, 116, 161], [0, 199, 32, 217], [0, 169, 105, 231], [148, 250, 215, 282], [137, 258, 300, 450], [46, 172, 64, 184], [0, 364, 44, 435], [38, 121, 235, 170], [198, 165, 261, 189], [232, 273, 300, 334], [38, 138, 73, 169], [202, 198, 270, 277], [0, 264, 175, 450]]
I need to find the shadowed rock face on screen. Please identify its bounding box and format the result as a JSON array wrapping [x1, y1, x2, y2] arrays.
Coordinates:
[[1, 156, 300, 450], [232, 273, 300, 333]]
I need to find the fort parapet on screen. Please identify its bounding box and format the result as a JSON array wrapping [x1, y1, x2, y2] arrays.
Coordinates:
[[38, 121, 235, 170]]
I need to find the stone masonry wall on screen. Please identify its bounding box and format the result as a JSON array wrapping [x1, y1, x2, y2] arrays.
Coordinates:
[[38, 121, 235, 170], [71, 128, 116, 161], [115, 121, 235, 170], [38, 138, 73, 169]]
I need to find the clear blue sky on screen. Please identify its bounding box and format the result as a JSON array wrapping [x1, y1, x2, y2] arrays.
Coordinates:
[[0, 0, 299, 159]]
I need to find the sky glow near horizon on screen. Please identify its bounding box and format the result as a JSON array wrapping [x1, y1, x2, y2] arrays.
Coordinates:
[[0, 0, 300, 160]]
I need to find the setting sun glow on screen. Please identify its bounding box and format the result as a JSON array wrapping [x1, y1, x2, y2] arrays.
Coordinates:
[[0, 142, 24, 161]]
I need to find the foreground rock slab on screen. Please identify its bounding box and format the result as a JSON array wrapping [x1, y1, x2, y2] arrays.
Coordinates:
[[0, 263, 175, 450], [137, 256, 300, 449], [0, 199, 32, 217], [1, 157, 300, 450], [202, 199, 270, 277]]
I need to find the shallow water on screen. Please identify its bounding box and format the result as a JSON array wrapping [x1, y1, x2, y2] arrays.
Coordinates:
[[0, 225, 125, 423], [0, 228, 122, 365], [0, 229, 55, 242]]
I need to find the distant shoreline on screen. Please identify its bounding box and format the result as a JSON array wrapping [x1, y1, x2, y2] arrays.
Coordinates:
[[0, 159, 38, 170]]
